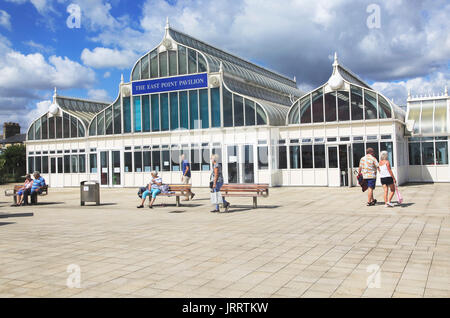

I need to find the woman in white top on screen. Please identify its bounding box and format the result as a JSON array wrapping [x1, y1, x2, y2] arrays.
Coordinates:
[[379, 151, 396, 207]]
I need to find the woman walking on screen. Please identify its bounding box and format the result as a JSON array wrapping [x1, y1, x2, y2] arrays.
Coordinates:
[[210, 154, 230, 212], [379, 151, 396, 207]]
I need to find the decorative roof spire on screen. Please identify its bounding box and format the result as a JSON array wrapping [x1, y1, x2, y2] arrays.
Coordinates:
[[293, 76, 296, 83], [165, 16, 170, 30], [121, 73, 124, 84], [333, 52, 339, 67], [53, 87, 57, 97]]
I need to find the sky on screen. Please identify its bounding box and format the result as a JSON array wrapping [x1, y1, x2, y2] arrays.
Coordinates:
[[0, 0, 449, 134]]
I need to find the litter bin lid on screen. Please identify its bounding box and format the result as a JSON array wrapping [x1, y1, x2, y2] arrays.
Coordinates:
[[81, 180, 99, 185]]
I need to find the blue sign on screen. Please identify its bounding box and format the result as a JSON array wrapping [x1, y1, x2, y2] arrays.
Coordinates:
[[132, 73, 208, 95]]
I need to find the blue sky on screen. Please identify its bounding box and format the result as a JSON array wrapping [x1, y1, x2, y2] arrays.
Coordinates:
[[0, 0, 448, 132]]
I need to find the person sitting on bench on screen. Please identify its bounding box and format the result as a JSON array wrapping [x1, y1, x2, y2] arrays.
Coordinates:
[[137, 171, 162, 209], [16, 174, 33, 206], [22, 171, 46, 205]]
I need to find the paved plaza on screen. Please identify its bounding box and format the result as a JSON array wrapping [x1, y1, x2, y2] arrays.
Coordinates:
[[0, 183, 449, 298]]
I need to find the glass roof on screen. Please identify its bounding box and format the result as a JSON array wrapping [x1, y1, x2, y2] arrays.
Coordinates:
[[406, 97, 448, 136]]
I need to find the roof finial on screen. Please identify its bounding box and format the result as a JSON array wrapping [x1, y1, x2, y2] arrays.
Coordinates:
[[333, 52, 339, 67], [121, 73, 124, 84], [53, 87, 57, 97], [165, 16, 170, 30]]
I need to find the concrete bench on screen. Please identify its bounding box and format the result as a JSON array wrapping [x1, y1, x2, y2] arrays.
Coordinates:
[[220, 184, 269, 211]]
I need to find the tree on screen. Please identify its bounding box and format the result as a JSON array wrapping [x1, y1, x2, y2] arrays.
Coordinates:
[[0, 144, 26, 182]]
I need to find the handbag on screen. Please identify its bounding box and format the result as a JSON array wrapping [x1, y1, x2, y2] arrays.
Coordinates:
[[210, 191, 222, 205], [395, 184, 403, 204]]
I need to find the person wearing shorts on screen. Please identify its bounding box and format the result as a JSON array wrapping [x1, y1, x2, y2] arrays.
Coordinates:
[[16, 174, 33, 206], [379, 150, 396, 207], [358, 148, 380, 206]]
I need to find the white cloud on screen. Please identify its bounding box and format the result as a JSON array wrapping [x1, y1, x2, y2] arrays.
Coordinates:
[[103, 71, 110, 78], [0, 10, 12, 30], [87, 88, 110, 102], [81, 47, 139, 69]]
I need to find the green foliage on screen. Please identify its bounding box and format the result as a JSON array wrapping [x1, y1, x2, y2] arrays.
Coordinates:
[[0, 144, 26, 183]]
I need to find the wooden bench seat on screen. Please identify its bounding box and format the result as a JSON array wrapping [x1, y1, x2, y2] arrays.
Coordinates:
[[158, 184, 192, 207], [220, 184, 269, 210], [4, 184, 49, 205]]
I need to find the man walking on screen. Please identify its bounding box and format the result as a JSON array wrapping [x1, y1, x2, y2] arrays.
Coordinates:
[[180, 153, 195, 201], [358, 148, 380, 206]]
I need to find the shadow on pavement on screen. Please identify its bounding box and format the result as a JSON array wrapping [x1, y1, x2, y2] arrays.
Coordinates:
[[0, 212, 34, 218], [0, 222, 15, 226]]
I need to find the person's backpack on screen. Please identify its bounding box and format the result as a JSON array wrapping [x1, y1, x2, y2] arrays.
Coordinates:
[[137, 186, 148, 198]]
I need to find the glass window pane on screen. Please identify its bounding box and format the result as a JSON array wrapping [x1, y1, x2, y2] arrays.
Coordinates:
[[123, 97, 131, 133], [170, 92, 179, 130], [89, 118, 97, 136], [256, 104, 267, 125], [160, 93, 169, 131], [408, 101, 421, 134], [201, 148, 210, 171], [189, 90, 199, 129], [300, 95, 312, 123], [421, 100, 434, 134], [378, 95, 392, 119], [434, 100, 447, 133], [150, 50, 158, 78], [179, 91, 189, 129], [198, 54, 207, 73], [71, 155, 78, 173], [41, 116, 48, 140], [113, 99, 121, 134], [301, 145, 313, 168], [78, 120, 85, 137], [56, 116, 62, 138], [159, 51, 168, 77], [278, 145, 287, 169], [70, 115, 78, 138], [141, 55, 149, 80], [105, 107, 113, 135], [97, 112, 105, 135], [314, 145, 325, 168], [288, 102, 299, 124], [151, 94, 160, 131], [34, 118, 42, 140], [191, 149, 200, 171], [312, 89, 324, 123], [152, 150, 161, 171], [63, 113, 69, 138], [143, 151, 152, 172], [35, 156, 42, 172], [289, 145, 301, 169], [134, 151, 142, 172], [337, 90, 350, 121], [28, 157, 34, 174], [364, 89, 377, 120], [328, 147, 338, 168], [436, 142, 448, 165], [124, 152, 132, 172], [422, 142, 435, 165], [133, 96, 142, 132], [324, 92, 337, 122], [353, 143, 365, 167], [258, 146, 269, 170], [64, 155, 70, 173], [79, 154, 86, 173], [245, 99, 256, 126], [132, 60, 140, 81], [223, 87, 233, 127], [210, 87, 221, 128], [408, 143, 421, 165], [199, 89, 209, 129], [28, 122, 35, 140], [57, 157, 63, 173], [233, 95, 244, 127], [42, 156, 49, 174], [188, 49, 197, 74], [351, 85, 364, 121], [178, 46, 187, 75], [169, 51, 177, 76], [171, 149, 180, 171], [380, 142, 394, 167], [162, 150, 170, 171], [142, 95, 150, 132], [48, 117, 55, 139], [366, 142, 379, 160], [90, 153, 97, 173]]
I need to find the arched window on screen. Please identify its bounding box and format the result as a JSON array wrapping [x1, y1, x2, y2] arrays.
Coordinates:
[[27, 113, 85, 140]]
